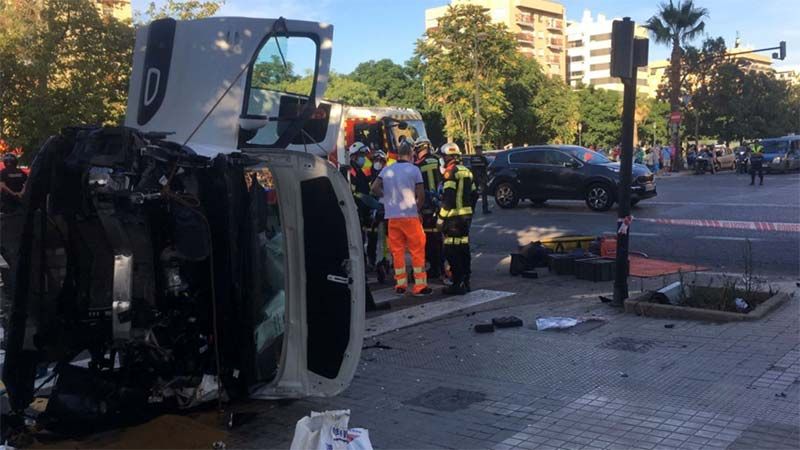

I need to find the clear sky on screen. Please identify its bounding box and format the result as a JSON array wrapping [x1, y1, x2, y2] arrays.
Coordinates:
[[132, 0, 798, 73]]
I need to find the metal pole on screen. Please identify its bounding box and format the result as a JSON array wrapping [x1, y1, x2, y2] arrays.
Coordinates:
[[613, 74, 637, 306], [474, 37, 482, 150]]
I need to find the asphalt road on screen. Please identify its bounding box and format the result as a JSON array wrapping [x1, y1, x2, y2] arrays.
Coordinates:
[[473, 170, 800, 277]]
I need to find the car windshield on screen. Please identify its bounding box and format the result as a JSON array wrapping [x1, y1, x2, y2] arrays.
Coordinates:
[[762, 140, 789, 153], [562, 146, 611, 165]]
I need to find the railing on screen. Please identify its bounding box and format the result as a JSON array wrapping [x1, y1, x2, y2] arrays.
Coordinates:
[[516, 33, 534, 43], [515, 13, 534, 26]]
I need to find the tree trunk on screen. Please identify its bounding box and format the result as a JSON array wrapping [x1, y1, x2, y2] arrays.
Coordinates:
[[669, 38, 684, 171]]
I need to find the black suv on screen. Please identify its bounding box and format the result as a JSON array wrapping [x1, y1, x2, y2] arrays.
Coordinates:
[[487, 145, 656, 211]]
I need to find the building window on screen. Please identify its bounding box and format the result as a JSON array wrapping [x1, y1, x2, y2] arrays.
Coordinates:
[[570, 55, 584, 62], [590, 48, 612, 57], [570, 71, 584, 77], [590, 33, 612, 42], [568, 40, 582, 48], [590, 63, 610, 71]]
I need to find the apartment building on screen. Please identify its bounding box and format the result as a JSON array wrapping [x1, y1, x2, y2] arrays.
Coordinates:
[[775, 67, 800, 85], [425, 0, 567, 81], [566, 10, 650, 94], [647, 45, 777, 96], [95, 0, 132, 21]]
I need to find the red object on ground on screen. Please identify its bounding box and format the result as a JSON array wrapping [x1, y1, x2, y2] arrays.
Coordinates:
[[629, 255, 707, 278], [600, 237, 617, 257]]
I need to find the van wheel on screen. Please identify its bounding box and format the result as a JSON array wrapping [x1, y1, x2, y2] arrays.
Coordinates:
[[494, 183, 519, 209], [585, 183, 614, 211]]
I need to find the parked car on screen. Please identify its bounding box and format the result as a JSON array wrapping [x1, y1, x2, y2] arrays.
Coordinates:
[[760, 135, 800, 173], [487, 145, 656, 211]]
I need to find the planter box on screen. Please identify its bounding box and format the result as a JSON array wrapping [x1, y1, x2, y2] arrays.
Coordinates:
[[624, 290, 792, 322], [548, 253, 596, 276], [575, 257, 616, 282]]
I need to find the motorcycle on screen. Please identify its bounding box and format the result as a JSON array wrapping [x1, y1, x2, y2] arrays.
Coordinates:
[[694, 154, 713, 174], [735, 150, 749, 174]]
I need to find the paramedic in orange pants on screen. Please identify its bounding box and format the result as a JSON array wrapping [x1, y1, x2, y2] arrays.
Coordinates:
[[371, 142, 433, 296]]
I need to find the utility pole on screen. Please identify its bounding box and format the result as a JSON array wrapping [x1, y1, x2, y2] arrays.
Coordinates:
[[473, 35, 482, 152], [610, 17, 648, 306]]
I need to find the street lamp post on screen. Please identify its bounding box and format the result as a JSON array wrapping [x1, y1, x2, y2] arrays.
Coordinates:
[[578, 122, 583, 146]]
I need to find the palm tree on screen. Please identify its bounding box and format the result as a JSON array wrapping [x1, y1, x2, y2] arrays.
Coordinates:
[[645, 0, 708, 170]]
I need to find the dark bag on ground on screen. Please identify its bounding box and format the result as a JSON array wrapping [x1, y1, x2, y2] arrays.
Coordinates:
[[509, 241, 551, 275]]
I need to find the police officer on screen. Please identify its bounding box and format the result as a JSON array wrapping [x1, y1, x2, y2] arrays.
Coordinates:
[[468, 145, 491, 214], [749, 144, 765, 186], [0, 153, 27, 214], [414, 137, 444, 280], [437, 143, 476, 295]]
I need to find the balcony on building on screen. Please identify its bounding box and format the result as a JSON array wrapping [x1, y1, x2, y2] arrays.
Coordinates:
[[517, 32, 535, 45], [516, 12, 534, 27], [548, 37, 564, 51], [546, 19, 563, 32]]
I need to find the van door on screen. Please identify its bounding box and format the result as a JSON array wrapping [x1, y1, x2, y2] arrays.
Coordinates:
[[245, 150, 364, 399]]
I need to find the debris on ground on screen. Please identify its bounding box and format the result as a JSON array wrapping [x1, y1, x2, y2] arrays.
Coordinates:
[[289, 410, 373, 450], [619, 372, 629, 378], [775, 392, 787, 398], [535, 316, 606, 331], [362, 341, 393, 350], [599, 296, 612, 303], [664, 324, 675, 329], [652, 281, 685, 305], [473, 323, 495, 333], [735, 298, 749, 312], [491, 316, 524, 328]]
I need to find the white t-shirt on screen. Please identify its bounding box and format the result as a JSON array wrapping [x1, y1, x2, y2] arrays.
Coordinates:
[[378, 161, 423, 219]]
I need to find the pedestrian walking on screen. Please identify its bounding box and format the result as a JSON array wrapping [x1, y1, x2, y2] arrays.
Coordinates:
[[468, 145, 491, 215], [371, 142, 432, 296], [414, 137, 444, 280], [437, 143, 476, 295], [749, 147, 765, 186], [661, 146, 671, 174]]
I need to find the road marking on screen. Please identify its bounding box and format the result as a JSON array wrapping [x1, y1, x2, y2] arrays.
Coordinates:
[[643, 201, 798, 208], [364, 289, 515, 338], [638, 218, 800, 233], [630, 232, 660, 237], [695, 236, 765, 242]]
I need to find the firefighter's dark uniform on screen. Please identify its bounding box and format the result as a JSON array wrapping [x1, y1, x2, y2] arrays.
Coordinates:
[[467, 153, 490, 214], [416, 152, 443, 278], [439, 161, 475, 291], [749, 151, 764, 185]]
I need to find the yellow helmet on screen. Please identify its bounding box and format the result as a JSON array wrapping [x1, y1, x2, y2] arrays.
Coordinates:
[[439, 142, 461, 156]]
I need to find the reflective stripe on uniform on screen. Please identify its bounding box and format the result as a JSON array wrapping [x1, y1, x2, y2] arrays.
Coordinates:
[[420, 163, 438, 190], [439, 207, 473, 218], [444, 236, 469, 245], [443, 180, 457, 189]]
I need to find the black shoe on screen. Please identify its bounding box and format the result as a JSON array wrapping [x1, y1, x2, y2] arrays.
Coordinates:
[[442, 285, 466, 295], [463, 280, 471, 292], [412, 287, 433, 297]]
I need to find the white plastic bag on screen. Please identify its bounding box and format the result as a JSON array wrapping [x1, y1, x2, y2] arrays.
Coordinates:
[[536, 317, 580, 330], [289, 409, 373, 450]]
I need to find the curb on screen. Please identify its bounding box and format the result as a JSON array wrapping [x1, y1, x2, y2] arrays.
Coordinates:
[[624, 291, 793, 322]]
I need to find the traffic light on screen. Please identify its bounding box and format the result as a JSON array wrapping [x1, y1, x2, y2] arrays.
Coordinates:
[[774, 41, 786, 60]]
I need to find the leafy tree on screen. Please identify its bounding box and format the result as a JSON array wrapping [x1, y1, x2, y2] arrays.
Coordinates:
[[141, 0, 224, 21], [251, 55, 297, 90], [350, 58, 424, 109], [638, 98, 671, 146], [415, 4, 518, 152], [0, 0, 134, 158], [284, 74, 381, 106], [645, 0, 709, 169], [575, 87, 622, 149], [499, 56, 577, 146]]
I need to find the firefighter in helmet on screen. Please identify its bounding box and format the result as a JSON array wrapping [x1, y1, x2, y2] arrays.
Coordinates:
[[437, 143, 476, 295], [414, 137, 444, 279]]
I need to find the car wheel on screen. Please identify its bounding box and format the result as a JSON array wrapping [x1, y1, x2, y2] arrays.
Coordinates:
[[530, 199, 547, 207], [585, 183, 614, 211], [494, 182, 519, 209]]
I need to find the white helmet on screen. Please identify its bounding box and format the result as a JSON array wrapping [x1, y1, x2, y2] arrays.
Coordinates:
[[439, 142, 461, 156], [414, 137, 432, 149], [348, 141, 368, 156]]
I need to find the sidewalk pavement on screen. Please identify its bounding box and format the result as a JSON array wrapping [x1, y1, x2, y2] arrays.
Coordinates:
[[228, 267, 800, 450]]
